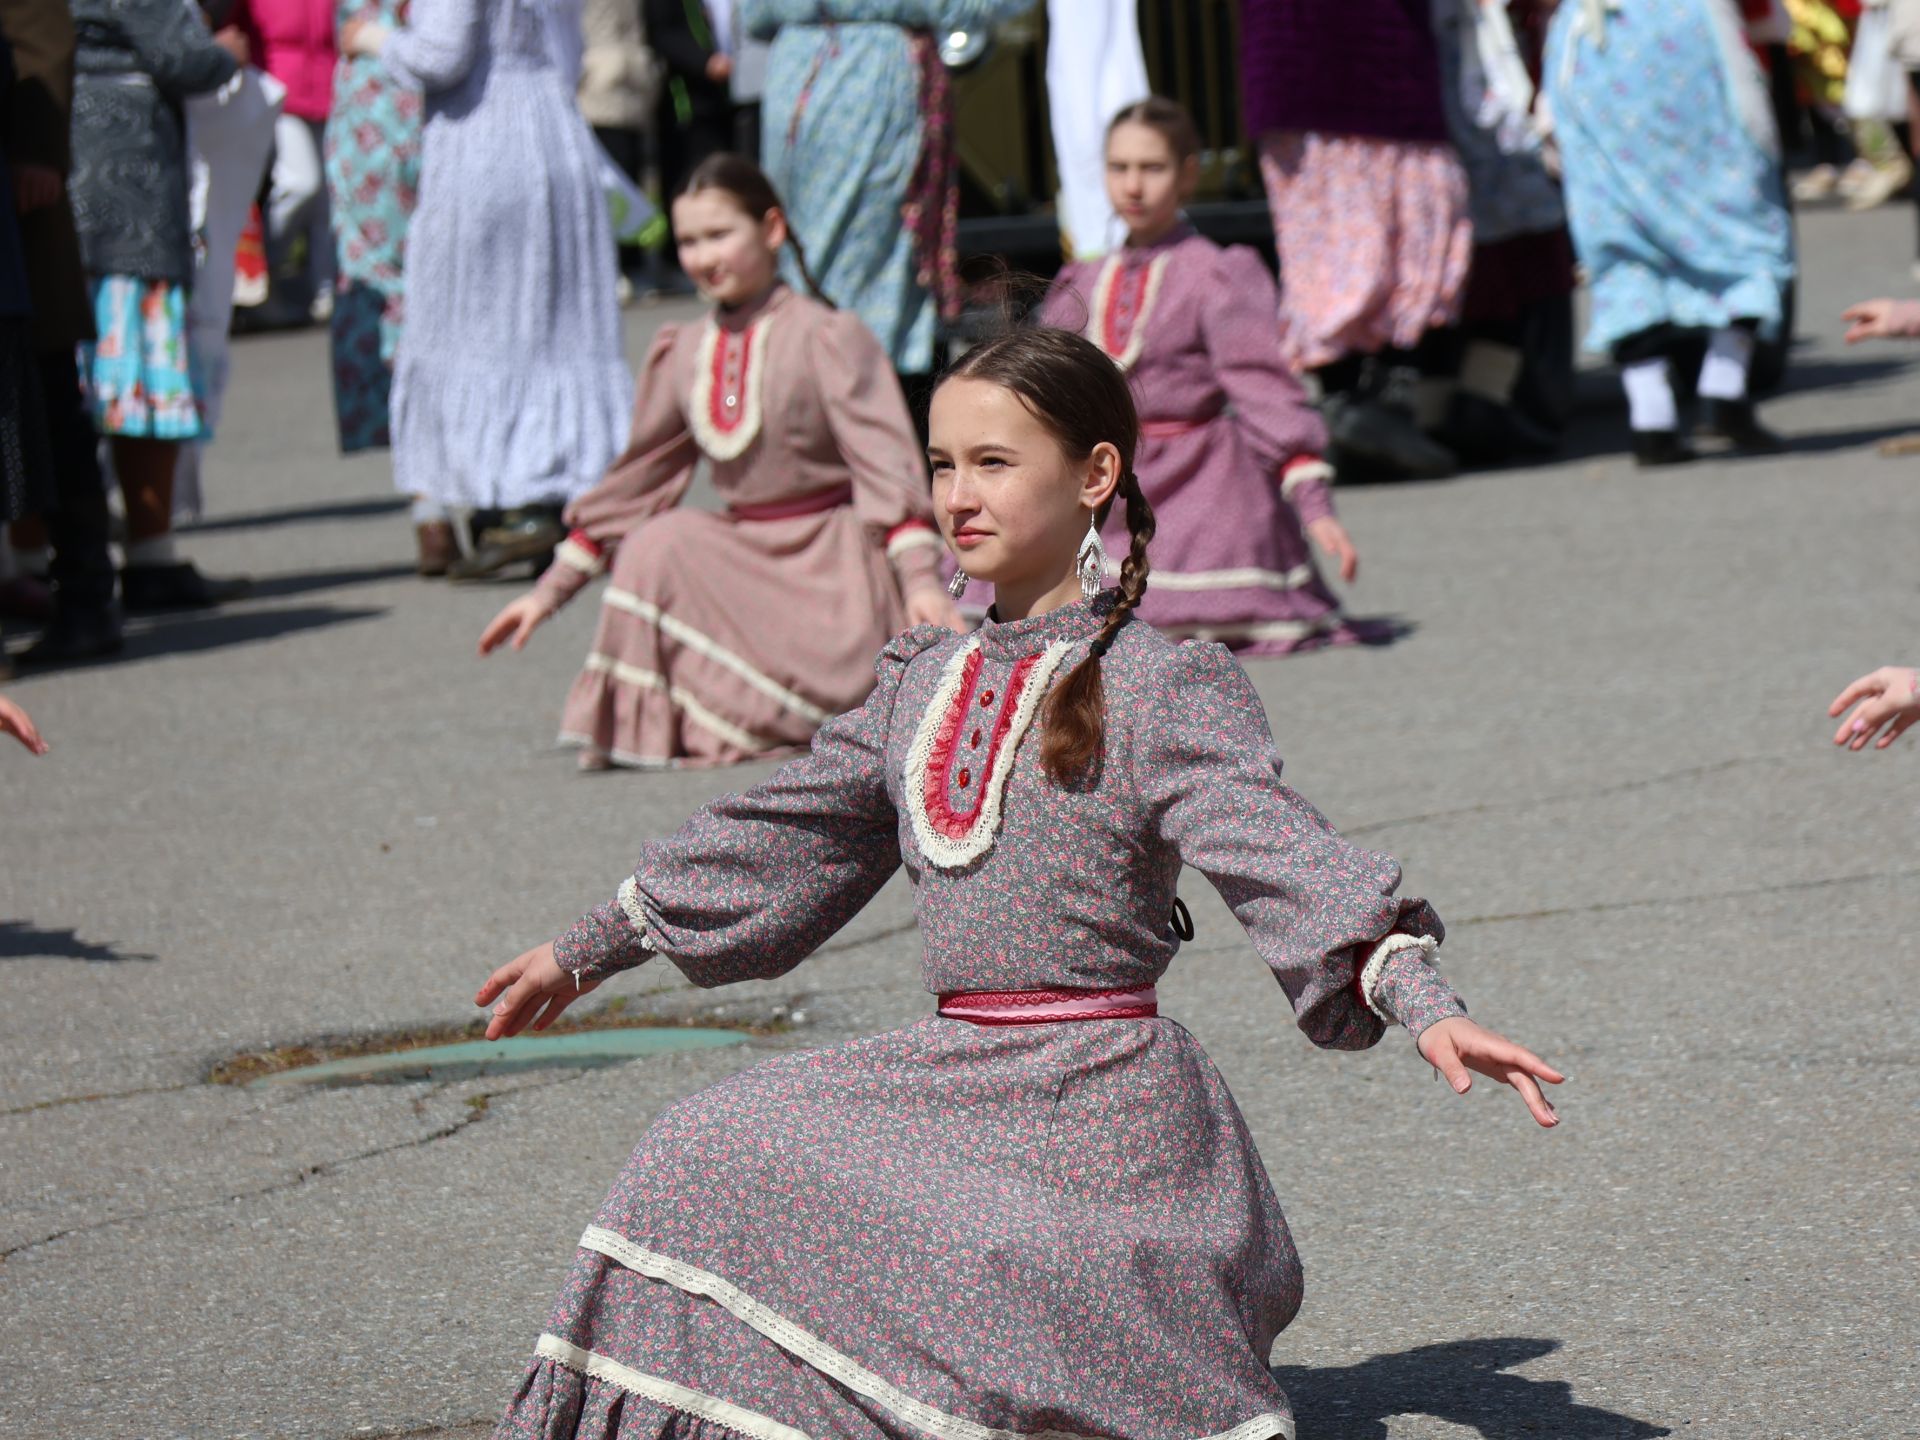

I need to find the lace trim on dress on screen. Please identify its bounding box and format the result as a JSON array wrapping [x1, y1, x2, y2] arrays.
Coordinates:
[[534, 1333, 810, 1440], [1086, 251, 1170, 373], [575, 1227, 1297, 1440], [689, 310, 778, 461], [1358, 933, 1441, 1024], [904, 637, 1073, 870]]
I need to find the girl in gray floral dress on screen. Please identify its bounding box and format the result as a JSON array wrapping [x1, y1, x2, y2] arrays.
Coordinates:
[[478, 328, 1564, 1440]]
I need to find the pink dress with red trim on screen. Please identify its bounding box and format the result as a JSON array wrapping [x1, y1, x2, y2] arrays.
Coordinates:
[[1041, 226, 1363, 656], [531, 285, 945, 768]]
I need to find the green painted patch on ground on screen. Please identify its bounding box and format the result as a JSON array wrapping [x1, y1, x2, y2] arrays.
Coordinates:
[[247, 1027, 749, 1087]]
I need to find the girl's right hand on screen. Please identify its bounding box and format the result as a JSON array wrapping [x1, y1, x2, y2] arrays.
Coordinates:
[[1828, 665, 1920, 750], [476, 941, 601, 1039], [1843, 298, 1920, 343], [478, 591, 556, 656], [0, 695, 48, 755]]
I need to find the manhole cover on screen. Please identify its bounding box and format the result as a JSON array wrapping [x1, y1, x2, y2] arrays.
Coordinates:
[[250, 1027, 748, 1087]]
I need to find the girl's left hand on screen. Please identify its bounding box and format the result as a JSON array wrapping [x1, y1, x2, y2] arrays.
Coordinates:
[[476, 941, 601, 1040], [1417, 1016, 1565, 1128], [1306, 516, 1359, 583], [904, 589, 967, 633]]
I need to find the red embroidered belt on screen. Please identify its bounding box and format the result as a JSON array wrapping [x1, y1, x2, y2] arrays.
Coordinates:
[[937, 984, 1159, 1025], [729, 483, 854, 521]]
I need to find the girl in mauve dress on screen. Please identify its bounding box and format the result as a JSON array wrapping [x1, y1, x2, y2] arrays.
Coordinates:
[[1040, 97, 1364, 657], [475, 325, 1563, 1440], [480, 154, 961, 770]]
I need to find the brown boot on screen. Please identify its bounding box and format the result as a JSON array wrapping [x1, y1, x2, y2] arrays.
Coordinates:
[[416, 520, 457, 578]]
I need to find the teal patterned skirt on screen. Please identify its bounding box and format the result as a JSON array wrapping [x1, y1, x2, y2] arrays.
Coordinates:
[[78, 275, 205, 441]]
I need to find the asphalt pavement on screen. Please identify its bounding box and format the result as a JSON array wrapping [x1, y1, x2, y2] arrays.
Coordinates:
[[1, 203, 1916, 1440]]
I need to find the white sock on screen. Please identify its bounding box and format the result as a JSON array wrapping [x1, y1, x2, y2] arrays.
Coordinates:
[[1697, 327, 1755, 401], [125, 534, 179, 566], [1621, 358, 1679, 432], [9, 545, 50, 578], [410, 496, 448, 524]]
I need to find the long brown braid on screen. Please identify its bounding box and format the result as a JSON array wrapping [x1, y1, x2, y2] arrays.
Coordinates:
[[679, 152, 834, 308], [939, 328, 1157, 786]]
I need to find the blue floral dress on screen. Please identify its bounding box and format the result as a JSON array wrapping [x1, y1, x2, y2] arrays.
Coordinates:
[[325, 0, 423, 452]]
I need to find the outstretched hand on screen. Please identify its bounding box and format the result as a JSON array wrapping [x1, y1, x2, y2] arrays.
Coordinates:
[[476, 941, 600, 1040], [1828, 665, 1920, 750], [0, 695, 48, 755], [1306, 516, 1359, 583], [1416, 1016, 1564, 1128], [1843, 298, 1920, 344], [479, 591, 557, 655]]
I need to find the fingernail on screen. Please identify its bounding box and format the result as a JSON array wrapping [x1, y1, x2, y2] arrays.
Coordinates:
[[1453, 1077, 1469, 1092]]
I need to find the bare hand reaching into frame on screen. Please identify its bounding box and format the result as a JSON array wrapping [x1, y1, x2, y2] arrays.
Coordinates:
[[1416, 1015, 1565, 1128]]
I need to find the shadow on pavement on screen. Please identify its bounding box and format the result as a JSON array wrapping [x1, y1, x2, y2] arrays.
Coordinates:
[[1273, 1337, 1671, 1439], [180, 495, 410, 534], [245, 562, 420, 601], [0, 919, 156, 963], [117, 603, 387, 663]]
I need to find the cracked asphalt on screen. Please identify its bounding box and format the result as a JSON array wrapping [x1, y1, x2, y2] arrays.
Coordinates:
[[2, 203, 1917, 1440]]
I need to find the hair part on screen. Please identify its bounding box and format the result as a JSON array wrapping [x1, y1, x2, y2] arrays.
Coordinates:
[[678, 152, 833, 307], [1106, 95, 1202, 165], [940, 327, 1156, 787]]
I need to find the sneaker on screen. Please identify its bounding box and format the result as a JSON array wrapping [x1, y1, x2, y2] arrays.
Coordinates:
[[1846, 153, 1914, 211], [447, 509, 566, 582], [1834, 158, 1877, 198], [1792, 163, 1841, 202]]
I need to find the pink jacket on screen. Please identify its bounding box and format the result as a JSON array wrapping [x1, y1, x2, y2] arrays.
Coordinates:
[[236, 0, 337, 120]]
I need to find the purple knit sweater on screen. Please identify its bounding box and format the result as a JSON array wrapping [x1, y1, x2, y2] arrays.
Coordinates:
[[1241, 0, 1449, 145]]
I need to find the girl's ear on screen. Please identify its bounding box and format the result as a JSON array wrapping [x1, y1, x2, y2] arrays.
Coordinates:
[[1079, 440, 1123, 514], [762, 206, 789, 253]]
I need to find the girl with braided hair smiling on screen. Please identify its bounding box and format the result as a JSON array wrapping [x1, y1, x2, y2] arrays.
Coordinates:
[[475, 326, 1562, 1440]]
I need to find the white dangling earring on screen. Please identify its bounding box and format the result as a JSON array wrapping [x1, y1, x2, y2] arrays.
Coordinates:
[[1076, 514, 1107, 601], [947, 568, 970, 599]]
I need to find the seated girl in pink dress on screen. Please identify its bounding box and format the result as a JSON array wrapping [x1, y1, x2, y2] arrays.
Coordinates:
[[480, 155, 961, 769], [1040, 97, 1366, 656]]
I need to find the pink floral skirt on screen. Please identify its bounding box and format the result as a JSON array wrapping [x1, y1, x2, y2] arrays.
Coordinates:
[[1257, 131, 1474, 372]]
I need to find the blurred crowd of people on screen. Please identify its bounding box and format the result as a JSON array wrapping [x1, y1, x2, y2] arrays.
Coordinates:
[[0, 0, 1912, 735]]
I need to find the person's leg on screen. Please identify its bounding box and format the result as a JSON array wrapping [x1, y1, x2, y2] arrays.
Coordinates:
[[1614, 323, 1694, 467], [265, 111, 325, 322], [303, 116, 334, 315], [20, 349, 121, 663], [114, 435, 179, 551], [1697, 322, 1783, 452]]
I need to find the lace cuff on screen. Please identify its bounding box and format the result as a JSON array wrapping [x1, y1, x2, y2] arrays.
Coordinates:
[[1359, 934, 1467, 1040], [553, 875, 658, 984], [1279, 457, 1336, 527], [885, 519, 945, 598], [531, 532, 607, 611]]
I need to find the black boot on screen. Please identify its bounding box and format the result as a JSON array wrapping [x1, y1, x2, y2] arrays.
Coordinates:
[[1631, 429, 1699, 468], [17, 603, 124, 666], [1703, 399, 1785, 454], [121, 560, 253, 612], [1326, 362, 1458, 481], [448, 507, 566, 582]]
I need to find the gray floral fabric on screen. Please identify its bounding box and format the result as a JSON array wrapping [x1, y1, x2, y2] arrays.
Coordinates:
[[70, 0, 235, 282], [521, 602, 1467, 1440]]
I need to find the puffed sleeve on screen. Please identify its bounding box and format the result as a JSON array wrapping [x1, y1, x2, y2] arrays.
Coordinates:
[[553, 627, 946, 985], [1139, 641, 1466, 1049], [131, 0, 237, 99], [532, 325, 698, 610], [381, 0, 485, 92], [815, 310, 944, 601], [1199, 247, 1329, 495]]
